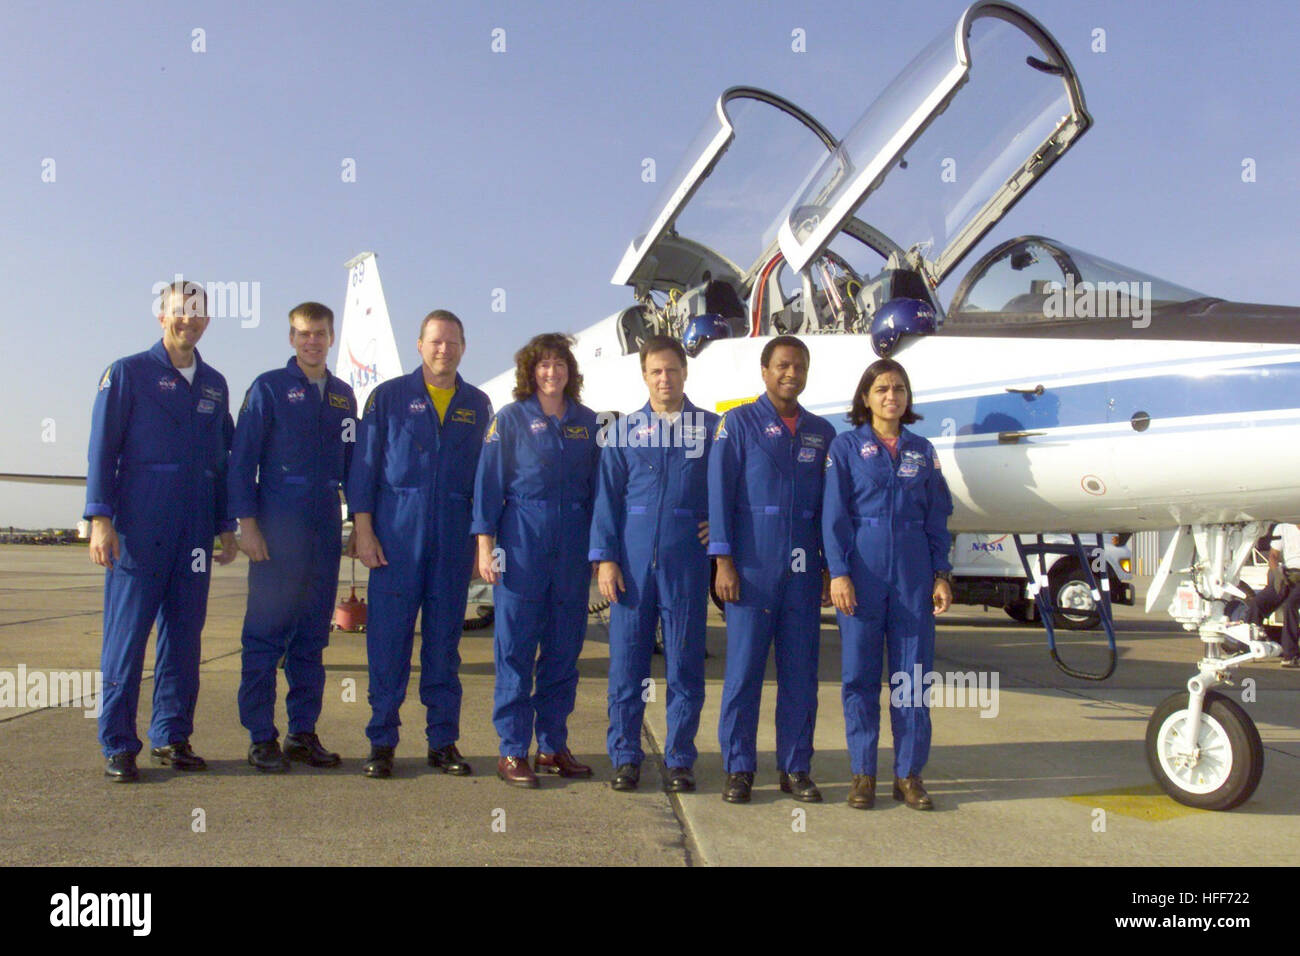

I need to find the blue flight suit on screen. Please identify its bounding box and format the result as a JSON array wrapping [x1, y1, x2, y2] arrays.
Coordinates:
[[346, 369, 492, 749], [85, 340, 235, 758], [471, 395, 600, 758], [822, 425, 953, 778], [707, 394, 836, 775], [228, 358, 357, 744], [588, 398, 719, 769]]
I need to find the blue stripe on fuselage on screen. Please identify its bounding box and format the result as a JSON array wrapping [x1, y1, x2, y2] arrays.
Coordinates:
[[808, 359, 1300, 439]]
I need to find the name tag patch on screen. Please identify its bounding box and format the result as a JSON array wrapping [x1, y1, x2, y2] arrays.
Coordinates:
[[196, 398, 216, 414], [564, 425, 590, 440], [899, 462, 920, 478], [450, 407, 476, 425], [797, 446, 817, 463]]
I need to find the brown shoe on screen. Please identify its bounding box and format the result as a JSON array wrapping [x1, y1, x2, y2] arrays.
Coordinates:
[[497, 756, 539, 789], [848, 774, 876, 810], [534, 749, 593, 778], [893, 775, 934, 810]]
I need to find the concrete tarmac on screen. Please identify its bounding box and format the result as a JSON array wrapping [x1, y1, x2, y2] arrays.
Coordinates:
[[2, 543, 1297, 867]]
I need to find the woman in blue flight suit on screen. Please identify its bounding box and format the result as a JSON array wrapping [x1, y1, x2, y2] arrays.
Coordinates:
[[472, 333, 601, 789], [823, 358, 953, 811]]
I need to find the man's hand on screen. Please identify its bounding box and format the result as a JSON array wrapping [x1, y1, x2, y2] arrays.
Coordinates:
[[353, 516, 388, 570], [238, 517, 269, 562], [830, 575, 856, 616], [598, 560, 626, 604], [714, 555, 740, 603], [933, 577, 953, 615], [476, 535, 499, 584], [343, 527, 357, 558], [89, 516, 120, 568], [697, 520, 709, 547], [820, 568, 832, 608], [215, 531, 239, 565]]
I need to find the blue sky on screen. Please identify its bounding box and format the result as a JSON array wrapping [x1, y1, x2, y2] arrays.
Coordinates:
[[2, 0, 1297, 526]]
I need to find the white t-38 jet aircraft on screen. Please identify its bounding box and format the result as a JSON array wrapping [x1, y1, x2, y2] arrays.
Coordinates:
[[473, 1, 1299, 812]]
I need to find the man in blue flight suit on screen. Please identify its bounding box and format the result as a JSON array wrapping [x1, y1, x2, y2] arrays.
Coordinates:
[[709, 335, 836, 804], [87, 279, 238, 782], [589, 336, 717, 793], [228, 302, 357, 772], [348, 310, 492, 779]]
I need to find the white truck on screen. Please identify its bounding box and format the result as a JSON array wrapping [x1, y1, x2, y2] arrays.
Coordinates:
[[949, 533, 1135, 630]]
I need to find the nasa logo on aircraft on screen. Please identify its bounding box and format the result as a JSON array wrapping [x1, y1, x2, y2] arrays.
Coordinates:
[[763, 422, 783, 438], [860, 442, 878, 458], [158, 376, 178, 391], [408, 398, 427, 414], [287, 387, 307, 403], [798, 446, 817, 463], [529, 418, 547, 434]]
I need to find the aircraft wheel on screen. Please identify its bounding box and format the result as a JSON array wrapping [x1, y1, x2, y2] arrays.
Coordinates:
[[1049, 562, 1100, 630], [1145, 690, 1263, 811], [1004, 601, 1037, 624]]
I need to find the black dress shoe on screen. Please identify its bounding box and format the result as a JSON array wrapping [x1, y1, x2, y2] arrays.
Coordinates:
[[666, 767, 696, 793], [248, 739, 290, 773], [779, 771, 823, 803], [284, 732, 341, 768], [151, 742, 207, 771], [363, 746, 395, 778], [722, 771, 753, 804], [611, 763, 640, 791], [104, 752, 139, 783], [427, 743, 472, 776]]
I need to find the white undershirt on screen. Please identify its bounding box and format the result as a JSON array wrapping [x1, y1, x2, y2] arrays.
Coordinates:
[[177, 363, 197, 384], [1272, 524, 1300, 568]]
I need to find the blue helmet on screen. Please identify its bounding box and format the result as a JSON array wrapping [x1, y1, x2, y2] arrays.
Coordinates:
[[683, 313, 732, 357], [870, 297, 937, 357]]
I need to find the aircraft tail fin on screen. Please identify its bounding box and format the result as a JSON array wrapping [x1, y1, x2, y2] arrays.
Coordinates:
[[337, 251, 404, 413]]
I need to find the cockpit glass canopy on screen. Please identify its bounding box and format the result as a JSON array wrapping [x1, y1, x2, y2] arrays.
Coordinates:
[[778, 2, 1090, 285], [947, 236, 1207, 324], [612, 89, 837, 291]]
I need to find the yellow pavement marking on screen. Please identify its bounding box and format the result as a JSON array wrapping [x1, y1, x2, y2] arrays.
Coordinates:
[[1063, 784, 1205, 821]]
